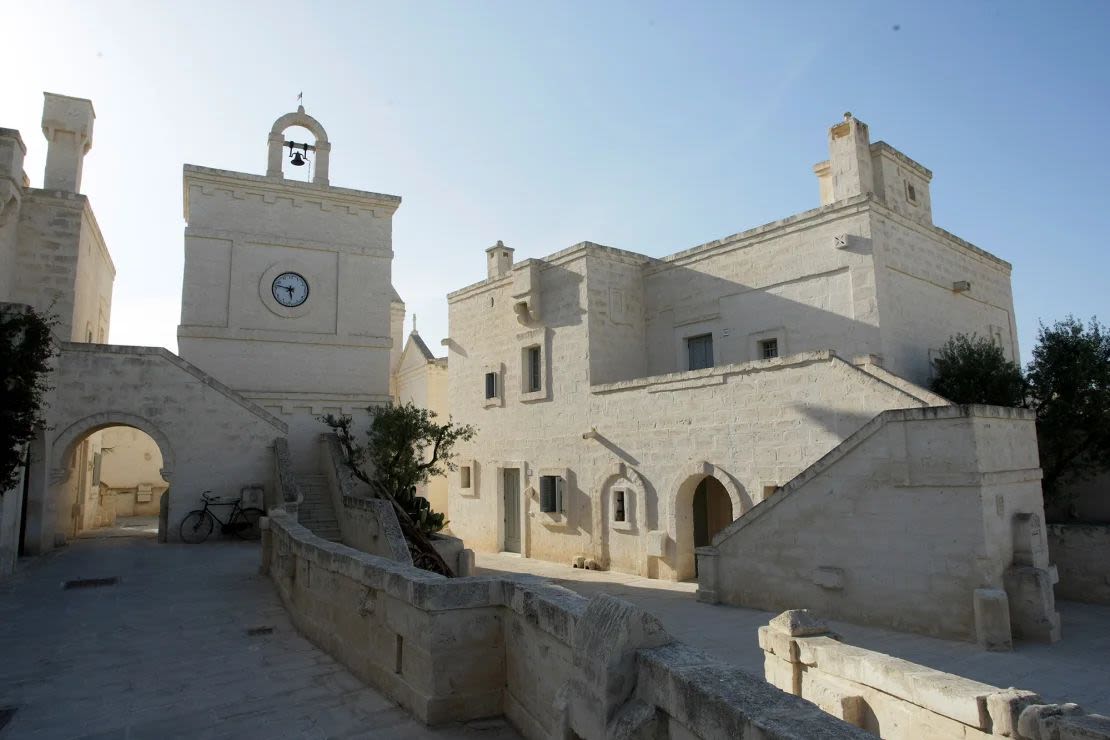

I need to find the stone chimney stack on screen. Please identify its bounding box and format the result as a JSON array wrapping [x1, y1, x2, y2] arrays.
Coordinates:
[[822, 112, 874, 203], [41, 92, 95, 193], [486, 240, 514, 279]]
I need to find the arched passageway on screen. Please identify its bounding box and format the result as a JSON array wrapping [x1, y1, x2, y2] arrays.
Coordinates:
[[50, 416, 174, 541], [692, 477, 733, 572]]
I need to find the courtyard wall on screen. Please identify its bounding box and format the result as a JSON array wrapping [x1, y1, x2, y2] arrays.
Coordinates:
[[263, 510, 872, 740], [700, 405, 1057, 643]]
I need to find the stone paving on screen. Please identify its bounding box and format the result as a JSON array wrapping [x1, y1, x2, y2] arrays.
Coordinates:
[[477, 552, 1110, 716], [0, 534, 518, 740]]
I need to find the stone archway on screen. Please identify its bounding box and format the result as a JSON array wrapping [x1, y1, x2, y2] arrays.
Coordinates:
[[48, 412, 176, 540], [666, 461, 750, 581], [266, 106, 332, 185]]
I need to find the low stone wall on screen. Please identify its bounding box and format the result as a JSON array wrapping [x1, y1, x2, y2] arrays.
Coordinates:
[[262, 510, 872, 739], [760, 610, 1110, 740], [319, 433, 412, 565], [1048, 524, 1110, 605], [700, 405, 1059, 646]]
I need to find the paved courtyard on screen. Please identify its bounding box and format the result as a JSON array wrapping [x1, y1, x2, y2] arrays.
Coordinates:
[[0, 533, 517, 740], [477, 552, 1110, 716]]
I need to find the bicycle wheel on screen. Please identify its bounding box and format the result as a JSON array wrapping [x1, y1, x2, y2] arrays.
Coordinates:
[[180, 510, 214, 544], [233, 508, 264, 541]]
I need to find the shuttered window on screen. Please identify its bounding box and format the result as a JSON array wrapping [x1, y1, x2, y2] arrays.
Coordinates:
[[485, 371, 497, 399], [526, 346, 542, 392], [687, 334, 714, 370], [540, 475, 564, 513]]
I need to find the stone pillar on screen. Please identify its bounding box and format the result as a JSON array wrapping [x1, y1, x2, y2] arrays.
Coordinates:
[[41, 93, 95, 193], [973, 587, 1012, 651], [695, 546, 719, 604]]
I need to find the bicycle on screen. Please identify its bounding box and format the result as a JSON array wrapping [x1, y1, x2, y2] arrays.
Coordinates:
[[179, 491, 264, 544]]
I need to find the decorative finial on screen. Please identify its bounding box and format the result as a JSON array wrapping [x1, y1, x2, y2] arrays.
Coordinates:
[[496, 240, 504, 247], [297, 91, 304, 114], [412, 314, 418, 334], [843, 111, 852, 120]]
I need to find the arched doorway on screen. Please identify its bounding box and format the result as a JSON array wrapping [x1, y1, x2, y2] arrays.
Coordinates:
[[48, 414, 175, 542], [672, 466, 745, 581], [692, 477, 733, 555]]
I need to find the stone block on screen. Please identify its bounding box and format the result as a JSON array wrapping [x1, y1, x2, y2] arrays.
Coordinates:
[[986, 689, 1042, 738], [769, 609, 830, 637], [974, 588, 1013, 651], [457, 548, 476, 576], [1018, 703, 1086, 740]]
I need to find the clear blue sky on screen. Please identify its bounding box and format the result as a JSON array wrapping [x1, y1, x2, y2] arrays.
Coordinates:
[[6, 1, 1108, 364]]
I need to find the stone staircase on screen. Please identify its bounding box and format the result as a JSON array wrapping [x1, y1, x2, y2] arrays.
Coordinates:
[[297, 474, 343, 543]]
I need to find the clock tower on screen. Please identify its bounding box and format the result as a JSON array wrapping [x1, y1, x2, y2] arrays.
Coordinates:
[[177, 106, 402, 470]]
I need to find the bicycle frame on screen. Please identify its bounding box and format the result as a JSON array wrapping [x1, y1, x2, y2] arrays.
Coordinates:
[[199, 496, 247, 531]]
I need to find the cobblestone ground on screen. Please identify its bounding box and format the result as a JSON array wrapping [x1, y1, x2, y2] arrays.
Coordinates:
[[0, 535, 518, 740], [478, 552, 1110, 716]]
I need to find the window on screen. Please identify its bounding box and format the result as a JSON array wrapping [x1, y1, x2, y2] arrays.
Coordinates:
[[687, 334, 714, 370], [484, 371, 497, 400], [91, 452, 102, 487], [525, 346, 541, 393], [614, 490, 626, 522], [460, 466, 471, 489], [539, 475, 564, 513], [906, 181, 918, 203], [759, 338, 779, 360]]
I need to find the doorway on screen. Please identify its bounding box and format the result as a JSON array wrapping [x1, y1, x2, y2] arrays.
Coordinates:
[[503, 468, 521, 553], [693, 477, 733, 550]]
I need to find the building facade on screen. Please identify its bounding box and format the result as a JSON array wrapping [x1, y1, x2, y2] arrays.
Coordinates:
[[445, 114, 1021, 580]]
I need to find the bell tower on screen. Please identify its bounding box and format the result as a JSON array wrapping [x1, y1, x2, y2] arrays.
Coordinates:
[[178, 105, 402, 470]]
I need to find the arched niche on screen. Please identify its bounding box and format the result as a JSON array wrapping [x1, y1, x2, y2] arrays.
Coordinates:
[[266, 105, 331, 185]]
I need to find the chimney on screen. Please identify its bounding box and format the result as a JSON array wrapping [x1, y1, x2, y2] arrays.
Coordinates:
[[41, 92, 95, 193], [824, 112, 873, 203], [486, 240, 514, 279]]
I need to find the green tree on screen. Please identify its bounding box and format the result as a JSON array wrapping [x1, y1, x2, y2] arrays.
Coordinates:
[[929, 333, 1026, 407], [323, 403, 476, 574], [0, 305, 57, 492], [1027, 316, 1110, 509]]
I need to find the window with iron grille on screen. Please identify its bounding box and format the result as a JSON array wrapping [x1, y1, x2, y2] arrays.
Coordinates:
[[614, 490, 626, 522], [760, 338, 779, 360]]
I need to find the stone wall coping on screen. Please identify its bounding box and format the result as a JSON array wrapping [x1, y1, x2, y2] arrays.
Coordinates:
[[60, 342, 288, 433], [590, 350, 836, 394], [870, 140, 934, 179], [269, 511, 589, 632], [273, 438, 303, 507], [708, 404, 1037, 547], [636, 642, 873, 739], [182, 164, 402, 211]]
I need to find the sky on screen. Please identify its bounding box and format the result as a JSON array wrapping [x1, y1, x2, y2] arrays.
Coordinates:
[[4, 1, 1108, 365]]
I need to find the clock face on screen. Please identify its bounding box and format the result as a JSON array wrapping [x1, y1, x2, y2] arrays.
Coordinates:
[[272, 272, 309, 307]]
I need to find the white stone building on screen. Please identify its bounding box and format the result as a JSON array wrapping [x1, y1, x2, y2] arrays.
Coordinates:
[[445, 114, 1026, 583]]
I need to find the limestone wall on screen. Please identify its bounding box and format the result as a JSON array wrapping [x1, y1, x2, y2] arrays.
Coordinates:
[[39, 343, 286, 544], [760, 610, 1110, 740], [871, 206, 1017, 387], [1048, 524, 1110, 605], [263, 510, 872, 739], [0, 448, 25, 577], [97, 426, 169, 517], [701, 406, 1057, 643]]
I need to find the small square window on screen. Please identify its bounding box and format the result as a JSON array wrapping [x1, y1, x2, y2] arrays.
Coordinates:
[[760, 339, 779, 360], [906, 181, 917, 204], [525, 346, 541, 393], [687, 334, 714, 371], [484, 372, 497, 399], [540, 475, 564, 513], [614, 490, 626, 522], [460, 466, 471, 489]]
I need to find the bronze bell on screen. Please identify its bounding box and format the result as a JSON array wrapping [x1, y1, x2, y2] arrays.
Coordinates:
[[290, 152, 306, 166]]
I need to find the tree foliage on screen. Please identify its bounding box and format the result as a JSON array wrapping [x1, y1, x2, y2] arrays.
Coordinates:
[[929, 333, 1027, 407], [1027, 316, 1110, 507], [322, 402, 476, 536], [0, 305, 57, 493]]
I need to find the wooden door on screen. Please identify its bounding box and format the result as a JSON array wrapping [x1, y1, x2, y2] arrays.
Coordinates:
[[503, 468, 521, 553]]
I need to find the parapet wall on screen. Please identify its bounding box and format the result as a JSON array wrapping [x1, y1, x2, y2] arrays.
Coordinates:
[[262, 511, 872, 739], [699, 405, 1058, 645], [760, 610, 1110, 740]]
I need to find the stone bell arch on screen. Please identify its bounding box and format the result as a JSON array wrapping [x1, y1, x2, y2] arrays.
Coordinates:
[[266, 105, 331, 185]]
